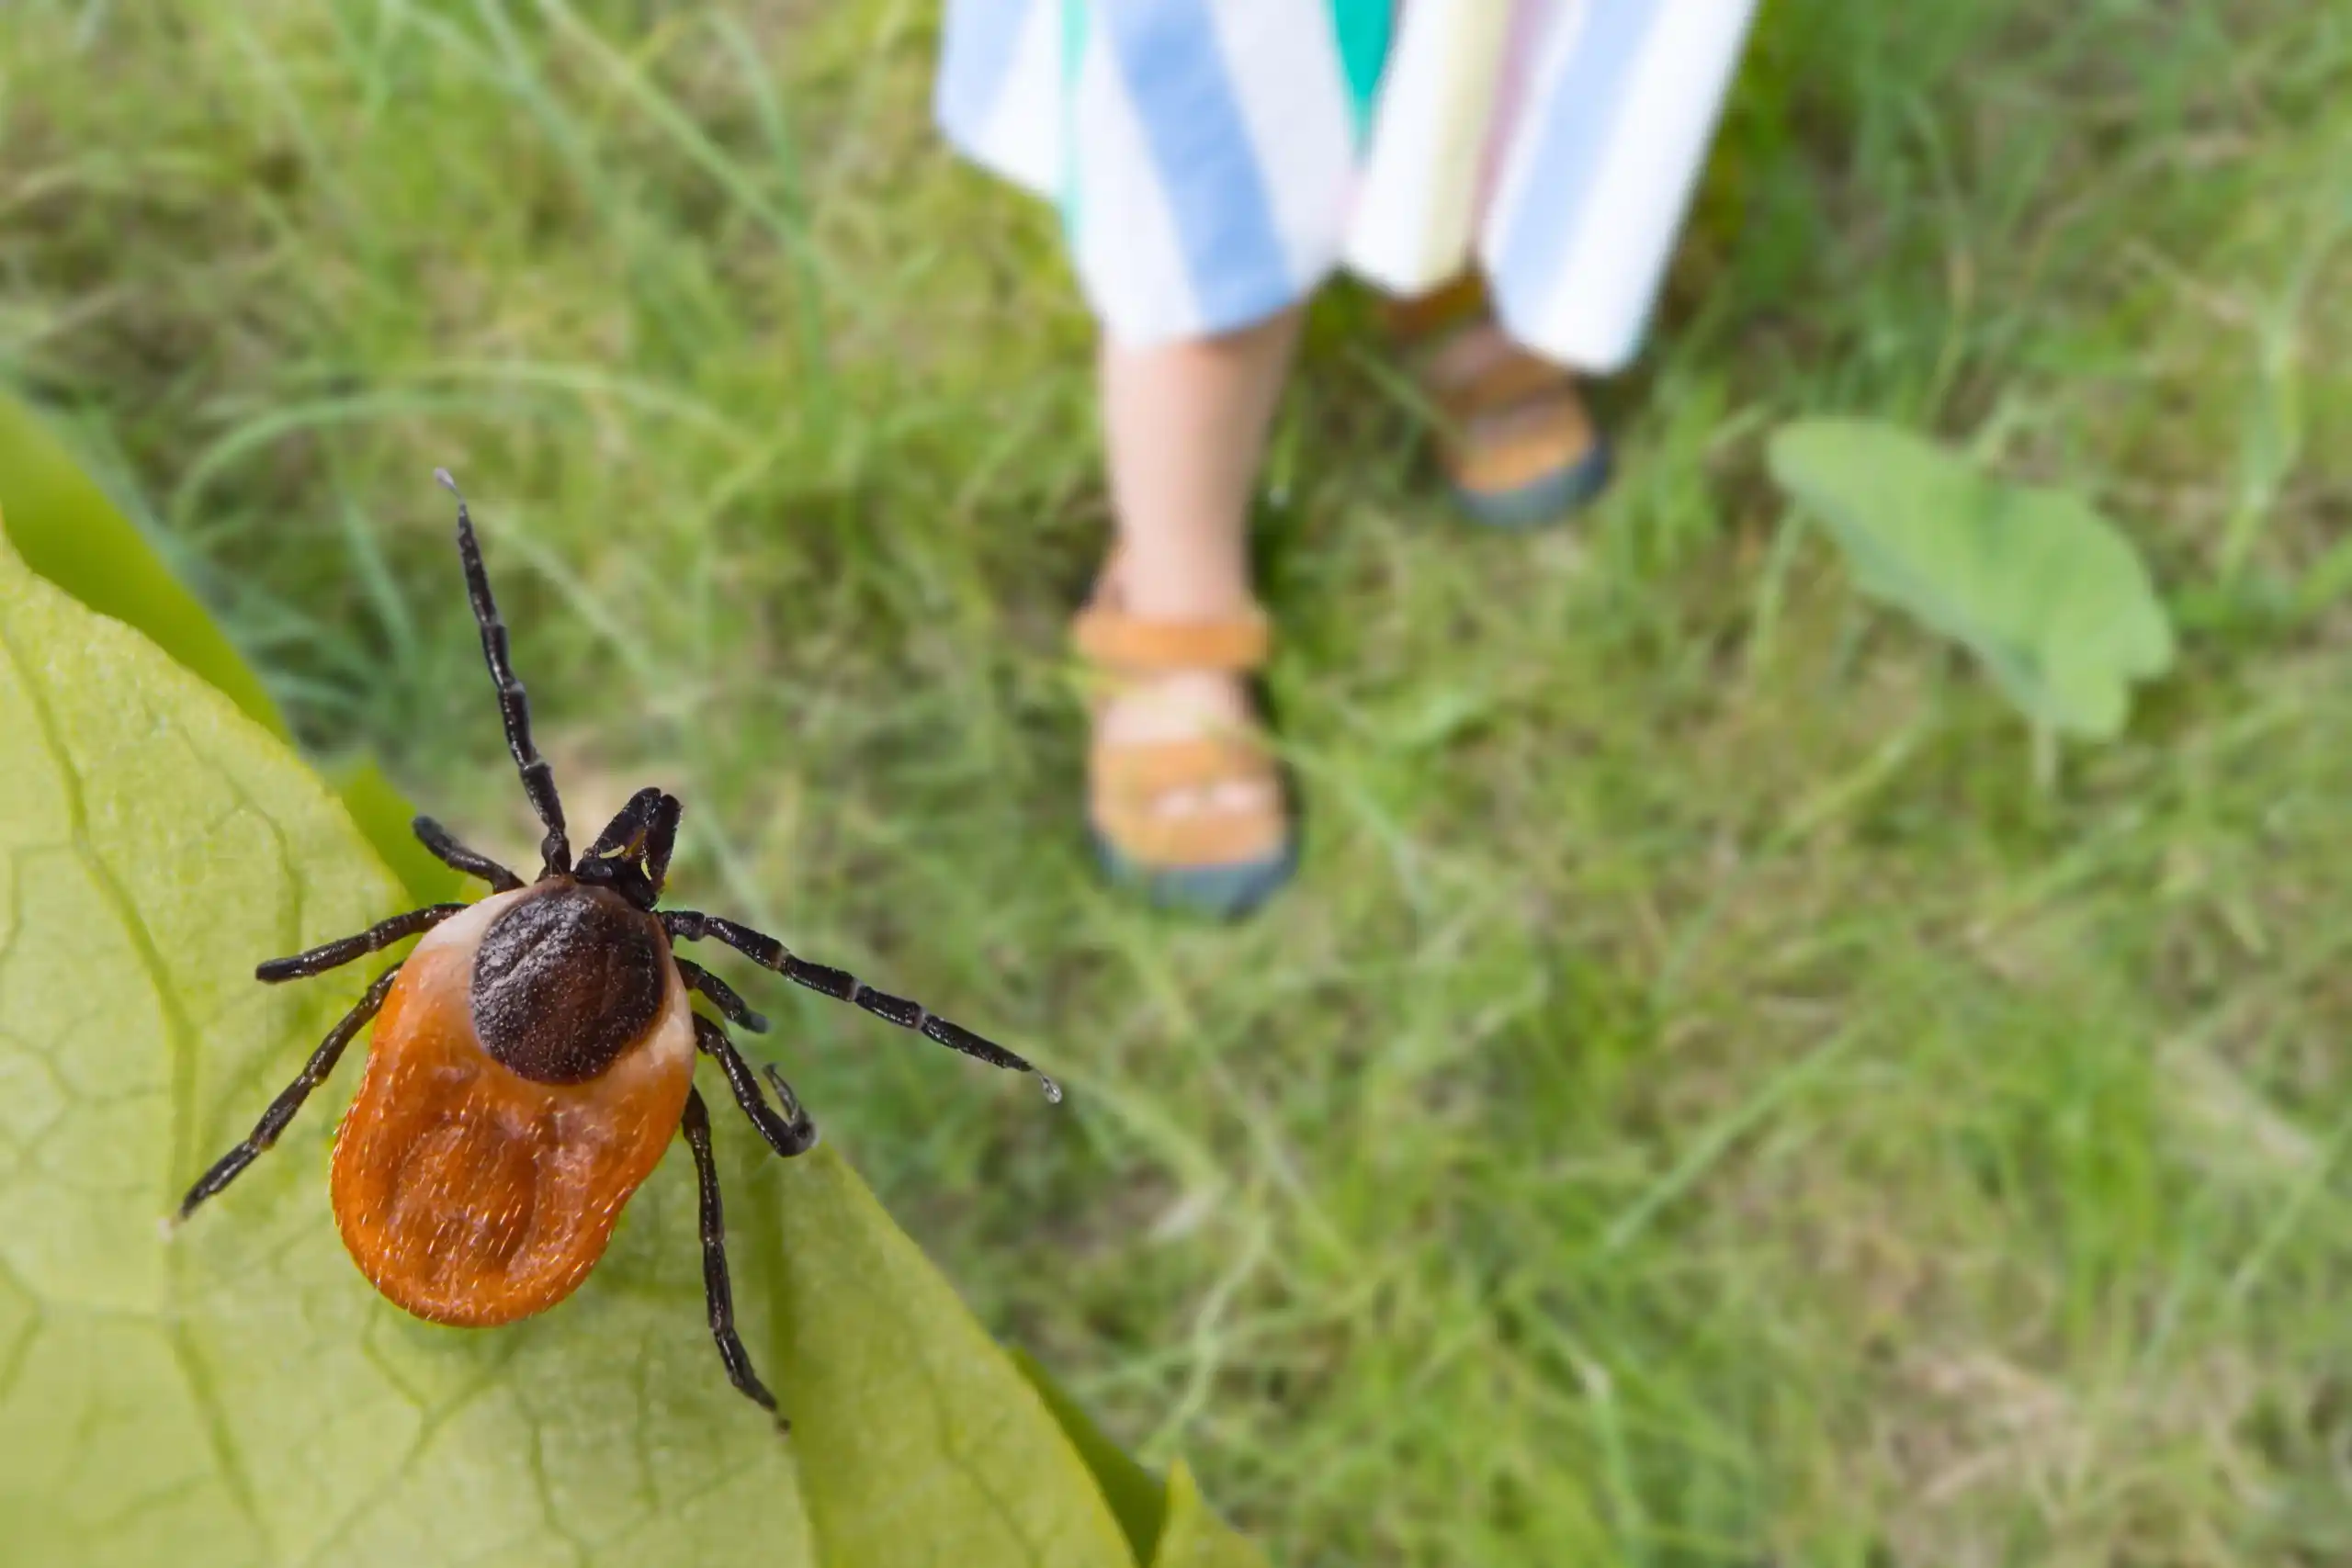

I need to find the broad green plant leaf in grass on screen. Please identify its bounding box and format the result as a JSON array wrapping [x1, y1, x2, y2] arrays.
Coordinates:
[[1012, 1347, 1172, 1562], [0, 514, 1272, 1565], [1152, 1465, 1270, 1568], [0, 391, 458, 904], [1767, 417, 2176, 741], [770, 1154, 1138, 1568]]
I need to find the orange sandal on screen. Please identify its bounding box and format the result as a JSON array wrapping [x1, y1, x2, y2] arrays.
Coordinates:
[[1071, 566, 1297, 918], [1383, 274, 1612, 528]]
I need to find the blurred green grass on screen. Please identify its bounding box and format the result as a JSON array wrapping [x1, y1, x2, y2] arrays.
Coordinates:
[[5, 2, 2351, 1562]]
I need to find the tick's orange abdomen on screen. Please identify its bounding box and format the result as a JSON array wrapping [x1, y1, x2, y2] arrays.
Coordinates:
[[329, 890, 695, 1327]]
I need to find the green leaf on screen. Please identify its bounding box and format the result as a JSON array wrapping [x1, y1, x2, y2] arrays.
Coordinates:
[[324, 755, 467, 909], [0, 392, 458, 904], [1767, 418, 2176, 740], [769, 1149, 1137, 1568], [1151, 1463, 1272, 1568], [970, 1350, 1273, 1568], [1010, 1348, 1170, 1565], [0, 392, 286, 737]]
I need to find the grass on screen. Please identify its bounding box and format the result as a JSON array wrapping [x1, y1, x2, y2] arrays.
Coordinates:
[[6, 1, 2352, 1562]]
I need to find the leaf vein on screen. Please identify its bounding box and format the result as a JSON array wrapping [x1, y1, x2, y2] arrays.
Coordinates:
[[0, 610, 275, 1559]]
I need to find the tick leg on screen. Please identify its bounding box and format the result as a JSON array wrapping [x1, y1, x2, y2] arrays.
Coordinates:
[[693, 1014, 817, 1157], [176, 964, 401, 1220], [255, 904, 469, 984], [412, 816, 524, 892], [437, 468, 570, 876], [674, 958, 769, 1033], [662, 910, 1061, 1103], [680, 1086, 786, 1429]]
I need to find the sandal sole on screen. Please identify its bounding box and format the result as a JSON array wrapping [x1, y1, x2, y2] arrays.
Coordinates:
[[1090, 828, 1299, 920]]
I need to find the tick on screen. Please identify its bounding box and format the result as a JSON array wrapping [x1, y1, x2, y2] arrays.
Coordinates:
[[175, 469, 1058, 1427]]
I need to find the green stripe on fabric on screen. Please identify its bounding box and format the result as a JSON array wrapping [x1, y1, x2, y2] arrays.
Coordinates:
[[1057, 0, 1089, 233], [1327, 0, 1395, 142]]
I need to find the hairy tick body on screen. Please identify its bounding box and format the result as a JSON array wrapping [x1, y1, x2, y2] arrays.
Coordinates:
[[471, 883, 669, 1085], [175, 470, 1059, 1428], [332, 887, 695, 1328]]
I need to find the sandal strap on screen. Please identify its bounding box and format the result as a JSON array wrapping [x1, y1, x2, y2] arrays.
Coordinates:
[[1379, 272, 1490, 344], [1444, 389, 1600, 494], [1095, 800, 1290, 867], [1071, 552, 1292, 874], [1072, 605, 1271, 674], [1095, 734, 1272, 798], [1380, 276, 1577, 423], [1093, 737, 1286, 867], [1427, 345, 1576, 424]]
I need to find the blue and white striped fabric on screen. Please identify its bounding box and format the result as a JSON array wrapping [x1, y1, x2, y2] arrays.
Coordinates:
[[938, 0, 1758, 374]]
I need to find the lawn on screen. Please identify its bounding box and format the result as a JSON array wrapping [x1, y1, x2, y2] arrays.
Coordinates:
[[6, 2, 2352, 1563]]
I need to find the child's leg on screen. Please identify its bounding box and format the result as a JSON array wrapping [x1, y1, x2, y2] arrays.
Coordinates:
[[1102, 308, 1301, 621], [1094, 307, 1302, 828]]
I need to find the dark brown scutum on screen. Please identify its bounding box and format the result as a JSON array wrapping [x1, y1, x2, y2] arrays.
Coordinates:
[[469, 882, 667, 1084]]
